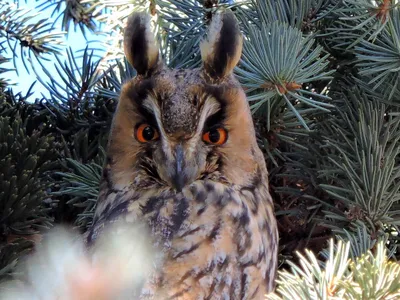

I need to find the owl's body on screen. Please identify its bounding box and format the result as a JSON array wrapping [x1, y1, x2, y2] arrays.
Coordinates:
[[88, 11, 278, 299]]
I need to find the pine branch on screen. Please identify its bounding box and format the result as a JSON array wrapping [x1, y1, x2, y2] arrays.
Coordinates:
[[0, 47, 10, 88], [34, 47, 101, 103], [236, 20, 334, 130], [316, 80, 400, 238], [0, 116, 57, 235], [272, 226, 399, 299], [0, 2, 65, 74], [320, 0, 400, 100], [268, 239, 400, 299], [0, 238, 33, 283], [96, 57, 136, 101], [238, 0, 332, 31], [28, 46, 115, 225], [354, 7, 400, 100], [323, 1, 396, 53], [52, 154, 104, 230], [36, 0, 99, 36], [33, 46, 114, 162], [0, 99, 59, 280]]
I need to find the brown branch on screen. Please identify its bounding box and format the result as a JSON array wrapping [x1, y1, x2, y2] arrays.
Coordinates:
[[374, 0, 392, 23], [261, 81, 302, 94]]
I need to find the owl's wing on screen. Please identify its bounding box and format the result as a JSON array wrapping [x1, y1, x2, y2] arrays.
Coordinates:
[[86, 163, 134, 245], [86, 197, 128, 246]]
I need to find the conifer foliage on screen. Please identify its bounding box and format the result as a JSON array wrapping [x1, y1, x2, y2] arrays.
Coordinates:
[[1, 0, 400, 296]]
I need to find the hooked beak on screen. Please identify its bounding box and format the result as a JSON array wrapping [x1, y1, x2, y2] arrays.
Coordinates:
[[171, 144, 188, 192]]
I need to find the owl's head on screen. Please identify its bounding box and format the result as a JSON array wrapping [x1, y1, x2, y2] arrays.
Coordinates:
[[107, 11, 265, 192]]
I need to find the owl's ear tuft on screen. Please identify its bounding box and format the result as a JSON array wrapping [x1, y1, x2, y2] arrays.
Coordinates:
[[200, 11, 243, 81], [124, 12, 160, 76]]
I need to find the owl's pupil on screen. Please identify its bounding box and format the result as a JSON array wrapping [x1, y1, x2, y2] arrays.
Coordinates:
[[143, 126, 155, 140], [208, 129, 220, 143]]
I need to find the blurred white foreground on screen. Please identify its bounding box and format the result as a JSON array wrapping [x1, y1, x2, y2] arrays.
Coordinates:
[[0, 222, 155, 300]]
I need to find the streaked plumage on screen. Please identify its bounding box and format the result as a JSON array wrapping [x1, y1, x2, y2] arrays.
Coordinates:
[[88, 10, 278, 299]]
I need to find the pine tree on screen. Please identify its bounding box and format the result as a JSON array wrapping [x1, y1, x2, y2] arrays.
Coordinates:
[[1, 0, 400, 296]]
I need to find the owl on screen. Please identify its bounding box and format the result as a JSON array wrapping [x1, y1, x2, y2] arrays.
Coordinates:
[[87, 10, 278, 300]]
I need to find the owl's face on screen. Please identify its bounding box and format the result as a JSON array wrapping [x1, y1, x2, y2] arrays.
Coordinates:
[[107, 12, 264, 191]]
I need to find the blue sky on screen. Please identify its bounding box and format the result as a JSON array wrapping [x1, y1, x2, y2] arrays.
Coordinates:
[[4, 0, 106, 99]]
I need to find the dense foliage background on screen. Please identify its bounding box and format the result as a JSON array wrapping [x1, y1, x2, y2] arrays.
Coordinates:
[[1, 0, 400, 297]]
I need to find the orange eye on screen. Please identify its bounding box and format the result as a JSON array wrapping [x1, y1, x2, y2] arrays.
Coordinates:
[[202, 127, 228, 145], [135, 123, 159, 143]]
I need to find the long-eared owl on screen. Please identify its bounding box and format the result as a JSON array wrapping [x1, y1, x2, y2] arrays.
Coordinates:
[[88, 9, 278, 300]]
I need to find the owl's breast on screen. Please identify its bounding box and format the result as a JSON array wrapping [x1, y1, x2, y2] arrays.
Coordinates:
[[138, 180, 278, 300]]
